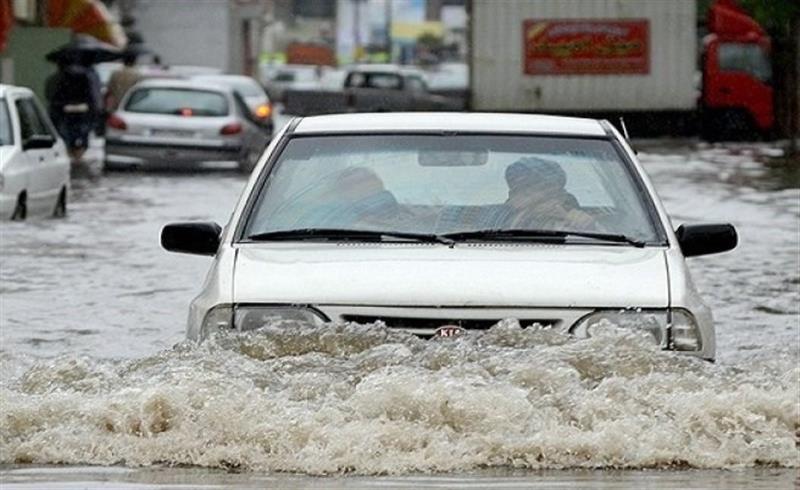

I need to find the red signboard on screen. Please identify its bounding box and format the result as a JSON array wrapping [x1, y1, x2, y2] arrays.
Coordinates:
[[523, 19, 649, 75]]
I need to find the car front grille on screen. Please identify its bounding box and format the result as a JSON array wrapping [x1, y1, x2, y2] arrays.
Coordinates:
[[340, 314, 558, 337]]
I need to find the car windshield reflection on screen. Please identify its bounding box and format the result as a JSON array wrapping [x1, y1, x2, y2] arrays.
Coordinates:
[[243, 135, 663, 243]]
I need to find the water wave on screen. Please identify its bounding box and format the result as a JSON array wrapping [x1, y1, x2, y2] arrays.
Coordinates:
[[1, 321, 798, 475]]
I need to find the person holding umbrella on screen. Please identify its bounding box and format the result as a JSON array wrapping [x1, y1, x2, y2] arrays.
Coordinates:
[[45, 35, 121, 160]]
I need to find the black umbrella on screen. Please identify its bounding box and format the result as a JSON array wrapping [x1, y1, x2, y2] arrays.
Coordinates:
[[46, 34, 123, 65]]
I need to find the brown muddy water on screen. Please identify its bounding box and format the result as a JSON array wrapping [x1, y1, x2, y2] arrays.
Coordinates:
[[0, 141, 798, 488]]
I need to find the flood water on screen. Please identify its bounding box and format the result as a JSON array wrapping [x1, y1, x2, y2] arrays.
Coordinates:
[[0, 141, 798, 488]]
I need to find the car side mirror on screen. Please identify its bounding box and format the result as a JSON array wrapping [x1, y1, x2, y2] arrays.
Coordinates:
[[23, 134, 55, 150], [161, 222, 222, 256], [675, 223, 737, 258]]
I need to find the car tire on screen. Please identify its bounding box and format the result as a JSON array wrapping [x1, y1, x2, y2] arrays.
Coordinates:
[[11, 192, 26, 221], [53, 187, 67, 218]]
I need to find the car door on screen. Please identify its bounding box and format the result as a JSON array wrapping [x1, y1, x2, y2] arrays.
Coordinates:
[[405, 76, 431, 110], [14, 97, 58, 214], [29, 96, 68, 196]]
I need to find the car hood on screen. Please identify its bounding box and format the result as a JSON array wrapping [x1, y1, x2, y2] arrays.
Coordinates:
[[233, 243, 669, 308]]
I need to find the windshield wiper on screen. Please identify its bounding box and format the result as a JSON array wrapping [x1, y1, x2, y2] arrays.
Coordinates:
[[247, 228, 455, 246], [441, 228, 647, 247]]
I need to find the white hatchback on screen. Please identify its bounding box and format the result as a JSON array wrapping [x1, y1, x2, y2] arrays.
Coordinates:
[[105, 79, 270, 172], [162, 113, 737, 361], [0, 84, 70, 220]]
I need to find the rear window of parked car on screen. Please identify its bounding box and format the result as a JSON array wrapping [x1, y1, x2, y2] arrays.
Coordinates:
[[0, 99, 12, 145], [124, 88, 229, 116]]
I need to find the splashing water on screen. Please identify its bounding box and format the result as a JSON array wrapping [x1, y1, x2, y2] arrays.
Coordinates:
[[2, 321, 797, 475]]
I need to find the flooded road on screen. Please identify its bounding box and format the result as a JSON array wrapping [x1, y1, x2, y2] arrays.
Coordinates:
[[0, 142, 798, 488]]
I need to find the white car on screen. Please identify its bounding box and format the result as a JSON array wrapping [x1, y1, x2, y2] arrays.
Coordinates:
[[161, 113, 737, 361], [0, 84, 70, 220], [105, 79, 270, 172]]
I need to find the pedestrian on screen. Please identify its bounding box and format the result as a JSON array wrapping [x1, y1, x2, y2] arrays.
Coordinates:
[[106, 50, 142, 111], [45, 59, 103, 160]]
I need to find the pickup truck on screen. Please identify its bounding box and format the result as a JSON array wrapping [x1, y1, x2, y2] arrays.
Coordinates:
[[283, 64, 461, 116]]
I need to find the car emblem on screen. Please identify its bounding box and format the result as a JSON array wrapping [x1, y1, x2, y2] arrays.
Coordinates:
[[434, 325, 465, 338]]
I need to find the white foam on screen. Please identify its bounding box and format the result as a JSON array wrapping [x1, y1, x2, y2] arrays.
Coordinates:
[[1, 322, 797, 475]]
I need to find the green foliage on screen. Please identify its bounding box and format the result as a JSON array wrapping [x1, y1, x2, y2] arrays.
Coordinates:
[[417, 33, 444, 50], [698, 0, 799, 39], [739, 0, 799, 38]]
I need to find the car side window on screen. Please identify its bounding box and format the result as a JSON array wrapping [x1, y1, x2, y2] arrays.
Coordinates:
[[365, 73, 402, 90], [28, 97, 57, 139], [232, 91, 256, 123], [0, 99, 12, 145], [406, 76, 426, 92], [15, 98, 50, 141]]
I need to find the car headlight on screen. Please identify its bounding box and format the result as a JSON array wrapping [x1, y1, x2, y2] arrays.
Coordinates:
[[200, 304, 327, 339], [570, 308, 701, 351]]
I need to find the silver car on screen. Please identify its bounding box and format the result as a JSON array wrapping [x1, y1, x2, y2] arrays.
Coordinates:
[[105, 79, 269, 172], [161, 113, 737, 361]]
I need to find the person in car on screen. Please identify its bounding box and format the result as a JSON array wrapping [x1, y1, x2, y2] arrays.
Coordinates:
[[501, 157, 596, 231], [333, 167, 401, 228]]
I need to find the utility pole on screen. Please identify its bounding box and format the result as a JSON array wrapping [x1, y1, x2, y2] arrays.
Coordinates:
[[385, 0, 392, 62], [353, 0, 362, 62]]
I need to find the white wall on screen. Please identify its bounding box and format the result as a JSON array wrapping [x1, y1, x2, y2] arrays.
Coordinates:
[[133, 0, 230, 71], [471, 0, 698, 112]]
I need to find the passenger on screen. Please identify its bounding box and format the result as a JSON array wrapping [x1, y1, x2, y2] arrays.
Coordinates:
[[501, 157, 596, 230], [332, 167, 399, 228]]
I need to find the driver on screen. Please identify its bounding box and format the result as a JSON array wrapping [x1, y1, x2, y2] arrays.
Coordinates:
[[501, 157, 596, 230]]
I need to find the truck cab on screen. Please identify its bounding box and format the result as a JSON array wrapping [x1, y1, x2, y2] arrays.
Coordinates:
[[702, 0, 774, 137]]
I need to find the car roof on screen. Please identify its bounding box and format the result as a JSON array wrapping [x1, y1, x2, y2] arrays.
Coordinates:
[[129, 78, 233, 93], [0, 84, 34, 98], [293, 112, 608, 136], [193, 74, 259, 85]]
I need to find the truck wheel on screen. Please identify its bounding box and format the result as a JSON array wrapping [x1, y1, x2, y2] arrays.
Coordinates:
[[11, 192, 26, 221], [53, 187, 67, 218], [702, 109, 755, 142]]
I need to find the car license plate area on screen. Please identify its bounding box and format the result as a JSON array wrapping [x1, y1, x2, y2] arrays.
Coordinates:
[[150, 128, 196, 139]]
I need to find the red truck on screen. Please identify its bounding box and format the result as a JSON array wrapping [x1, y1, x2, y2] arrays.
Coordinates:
[[702, 0, 773, 138]]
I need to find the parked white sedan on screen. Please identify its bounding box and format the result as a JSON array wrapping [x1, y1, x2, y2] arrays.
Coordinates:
[[161, 113, 737, 361], [0, 84, 70, 220]]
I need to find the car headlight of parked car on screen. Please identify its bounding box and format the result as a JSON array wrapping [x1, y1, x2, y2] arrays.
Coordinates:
[[570, 308, 701, 351], [201, 304, 327, 338]]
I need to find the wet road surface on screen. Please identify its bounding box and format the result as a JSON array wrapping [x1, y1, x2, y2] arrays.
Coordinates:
[[0, 141, 797, 487]]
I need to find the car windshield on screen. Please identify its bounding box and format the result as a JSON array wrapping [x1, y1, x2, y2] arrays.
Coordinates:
[[124, 88, 229, 116], [243, 135, 662, 243], [0, 99, 12, 146]]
